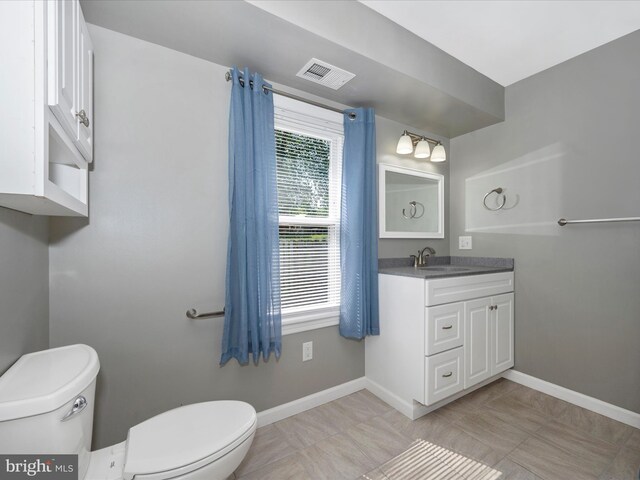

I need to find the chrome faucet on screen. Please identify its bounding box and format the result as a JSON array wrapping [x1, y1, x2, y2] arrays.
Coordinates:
[[417, 246, 436, 267]]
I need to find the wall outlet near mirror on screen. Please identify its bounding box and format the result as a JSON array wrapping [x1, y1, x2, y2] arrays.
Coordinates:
[[459, 236, 473, 250]]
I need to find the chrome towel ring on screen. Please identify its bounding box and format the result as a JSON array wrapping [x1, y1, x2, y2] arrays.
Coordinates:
[[483, 188, 506, 211], [402, 201, 425, 219]]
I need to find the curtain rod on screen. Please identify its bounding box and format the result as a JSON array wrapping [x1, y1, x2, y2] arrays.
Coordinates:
[[225, 71, 356, 119]]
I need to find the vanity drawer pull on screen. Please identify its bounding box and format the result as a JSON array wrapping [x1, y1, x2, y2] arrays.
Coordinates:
[[442, 325, 453, 330], [442, 371, 453, 378]]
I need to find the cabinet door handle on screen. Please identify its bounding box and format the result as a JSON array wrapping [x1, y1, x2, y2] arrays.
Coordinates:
[[442, 325, 453, 330], [76, 109, 90, 128], [442, 372, 453, 378]]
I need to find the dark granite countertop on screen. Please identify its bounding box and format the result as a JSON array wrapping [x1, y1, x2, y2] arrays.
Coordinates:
[[378, 256, 514, 280]]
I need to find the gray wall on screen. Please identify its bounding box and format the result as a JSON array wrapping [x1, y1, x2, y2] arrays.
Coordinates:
[[449, 31, 640, 413], [0, 208, 49, 374], [49, 26, 439, 449]]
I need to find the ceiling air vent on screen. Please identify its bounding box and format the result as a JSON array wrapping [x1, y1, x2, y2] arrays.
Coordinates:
[[296, 58, 355, 90]]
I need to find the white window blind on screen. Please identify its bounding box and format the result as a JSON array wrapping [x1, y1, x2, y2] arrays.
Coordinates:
[[275, 108, 343, 314]]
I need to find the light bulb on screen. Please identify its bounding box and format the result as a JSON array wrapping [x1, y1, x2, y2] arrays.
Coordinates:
[[414, 138, 431, 159], [431, 143, 446, 162], [396, 132, 413, 155]]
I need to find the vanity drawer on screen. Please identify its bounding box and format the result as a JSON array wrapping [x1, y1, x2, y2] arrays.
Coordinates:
[[425, 347, 464, 405], [425, 272, 514, 306], [425, 302, 463, 355]]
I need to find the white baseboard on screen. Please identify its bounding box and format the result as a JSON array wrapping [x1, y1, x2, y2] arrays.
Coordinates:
[[363, 378, 423, 419], [256, 377, 367, 428], [503, 370, 640, 429], [257, 371, 640, 431], [365, 373, 504, 421]]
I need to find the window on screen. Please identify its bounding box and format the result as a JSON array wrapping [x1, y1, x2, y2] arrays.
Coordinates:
[[274, 97, 343, 334]]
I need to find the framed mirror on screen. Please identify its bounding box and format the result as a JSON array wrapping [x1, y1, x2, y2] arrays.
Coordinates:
[[379, 164, 444, 238]]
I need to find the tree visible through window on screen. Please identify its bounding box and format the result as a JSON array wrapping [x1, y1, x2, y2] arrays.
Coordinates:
[[276, 131, 330, 217]]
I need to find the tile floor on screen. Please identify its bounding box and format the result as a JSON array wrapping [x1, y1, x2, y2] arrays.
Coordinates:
[[232, 379, 640, 480]]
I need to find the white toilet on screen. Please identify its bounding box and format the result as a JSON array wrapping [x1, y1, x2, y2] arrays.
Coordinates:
[[0, 344, 256, 480]]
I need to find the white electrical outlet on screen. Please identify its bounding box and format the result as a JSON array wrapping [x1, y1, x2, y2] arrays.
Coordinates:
[[302, 341, 313, 361], [459, 236, 473, 250]]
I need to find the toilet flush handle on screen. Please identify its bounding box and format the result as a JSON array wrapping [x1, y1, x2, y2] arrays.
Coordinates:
[[61, 396, 88, 422]]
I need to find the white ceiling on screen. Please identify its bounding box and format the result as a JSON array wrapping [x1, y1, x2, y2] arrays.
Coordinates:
[[360, 1, 640, 86]]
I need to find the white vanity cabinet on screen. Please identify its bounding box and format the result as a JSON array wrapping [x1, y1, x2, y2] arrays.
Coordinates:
[[366, 271, 514, 419], [0, 0, 93, 216]]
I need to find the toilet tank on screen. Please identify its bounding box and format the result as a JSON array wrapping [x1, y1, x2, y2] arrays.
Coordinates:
[[0, 345, 100, 480]]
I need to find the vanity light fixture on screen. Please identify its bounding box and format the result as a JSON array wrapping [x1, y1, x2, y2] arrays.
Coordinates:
[[396, 132, 414, 154], [414, 138, 431, 159], [395, 130, 446, 162], [431, 143, 446, 162]]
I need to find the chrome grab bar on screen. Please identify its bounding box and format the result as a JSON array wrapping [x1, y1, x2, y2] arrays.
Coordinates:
[[558, 217, 640, 226], [186, 308, 225, 319]]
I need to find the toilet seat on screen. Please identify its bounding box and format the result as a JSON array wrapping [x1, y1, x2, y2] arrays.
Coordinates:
[[123, 401, 256, 480]]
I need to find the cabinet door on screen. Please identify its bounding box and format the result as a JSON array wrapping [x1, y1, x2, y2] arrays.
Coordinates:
[[75, 7, 93, 162], [464, 297, 492, 388], [491, 293, 514, 374], [48, 0, 78, 139]]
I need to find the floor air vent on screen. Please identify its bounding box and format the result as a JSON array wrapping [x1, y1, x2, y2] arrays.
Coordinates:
[[296, 58, 355, 90]]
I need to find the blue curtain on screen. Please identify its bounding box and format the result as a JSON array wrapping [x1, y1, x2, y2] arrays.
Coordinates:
[[220, 67, 282, 365], [339, 108, 380, 339]]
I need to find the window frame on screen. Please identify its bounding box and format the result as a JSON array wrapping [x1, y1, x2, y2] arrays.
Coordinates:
[[273, 96, 344, 335]]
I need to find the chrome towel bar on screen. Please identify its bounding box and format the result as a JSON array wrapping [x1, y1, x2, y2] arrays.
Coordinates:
[[558, 216, 640, 226], [186, 308, 225, 319]]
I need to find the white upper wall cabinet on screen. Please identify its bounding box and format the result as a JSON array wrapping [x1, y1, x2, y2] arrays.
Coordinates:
[[0, 0, 93, 216], [48, 0, 78, 140], [75, 9, 94, 161], [48, 0, 94, 163]]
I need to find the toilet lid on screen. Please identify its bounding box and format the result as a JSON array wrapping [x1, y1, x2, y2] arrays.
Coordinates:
[[123, 401, 256, 480]]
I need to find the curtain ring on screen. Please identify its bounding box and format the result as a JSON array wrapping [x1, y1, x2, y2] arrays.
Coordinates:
[[483, 188, 506, 211]]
